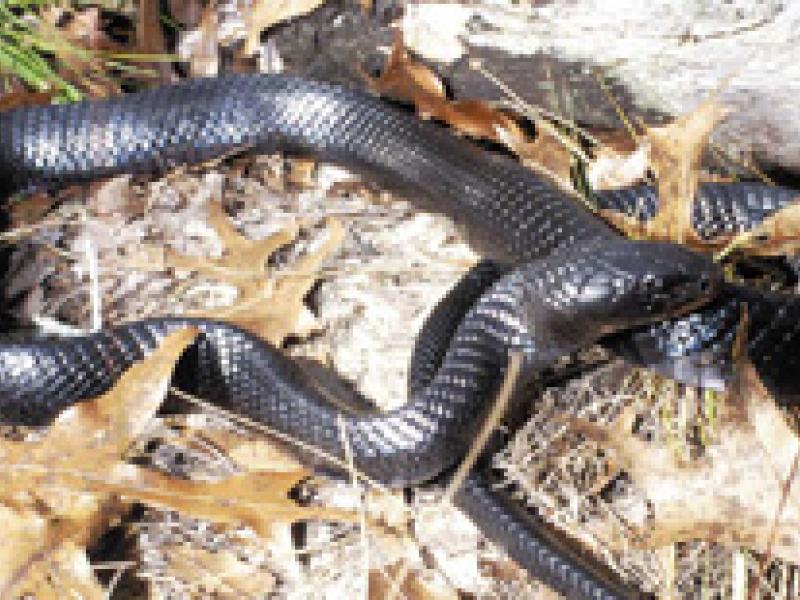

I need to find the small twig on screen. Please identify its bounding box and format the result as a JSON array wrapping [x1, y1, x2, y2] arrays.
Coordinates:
[[337, 413, 370, 597], [82, 237, 102, 332], [441, 351, 523, 506], [386, 351, 524, 600], [595, 71, 642, 143], [169, 388, 391, 495], [751, 448, 800, 596]]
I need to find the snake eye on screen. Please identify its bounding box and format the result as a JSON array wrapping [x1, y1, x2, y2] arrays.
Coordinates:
[[649, 299, 665, 314], [698, 273, 712, 294], [640, 274, 658, 292]]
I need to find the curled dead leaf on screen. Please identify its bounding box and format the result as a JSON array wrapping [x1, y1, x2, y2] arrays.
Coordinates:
[[603, 96, 730, 245], [365, 33, 531, 153]]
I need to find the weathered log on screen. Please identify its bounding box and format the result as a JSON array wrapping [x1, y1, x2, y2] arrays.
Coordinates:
[[273, 0, 800, 177]]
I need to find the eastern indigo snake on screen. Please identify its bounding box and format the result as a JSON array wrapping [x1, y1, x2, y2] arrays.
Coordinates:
[[0, 73, 797, 599]]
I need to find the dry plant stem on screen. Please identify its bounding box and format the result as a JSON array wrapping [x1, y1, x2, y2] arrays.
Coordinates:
[[441, 352, 523, 506], [752, 448, 800, 593], [336, 412, 371, 595], [386, 352, 524, 600], [595, 72, 640, 144], [574, 362, 800, 563], [170, 388, 391, 494]]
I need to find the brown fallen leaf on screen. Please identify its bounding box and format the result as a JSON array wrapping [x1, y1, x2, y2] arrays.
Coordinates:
[[365, 31, 446, 106], [0, 90, 54, 112], [179, 2, 220, 77], [366, 33, 530, 154], [243, 0, 326, 56], [0, 327, 356, 597], [0, 513, 106, 600], [163, 200, 343, 344], [286, 157, 318, 188], [600, 96, 730, 245], [107, 466, 352, 538], [9, 192, 58, 228], [0, 329, 195, 597], [646, 97, 730, 244], [369, 561, 458, 600]]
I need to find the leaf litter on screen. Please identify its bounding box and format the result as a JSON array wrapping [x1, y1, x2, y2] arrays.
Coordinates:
[[368, 38, 800, 258], [4, 2, 793, 595], [0, 327, 357, 598]]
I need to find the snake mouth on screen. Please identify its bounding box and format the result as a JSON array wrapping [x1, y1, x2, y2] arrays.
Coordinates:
[[668, 272, 723, 319]]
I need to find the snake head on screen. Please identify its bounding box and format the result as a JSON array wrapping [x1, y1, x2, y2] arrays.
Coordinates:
[[509, 239, 723, 354], [574, 240, 723, 335]]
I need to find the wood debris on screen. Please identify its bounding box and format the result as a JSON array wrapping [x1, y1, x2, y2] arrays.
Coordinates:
[[557, 321, 800, 563]]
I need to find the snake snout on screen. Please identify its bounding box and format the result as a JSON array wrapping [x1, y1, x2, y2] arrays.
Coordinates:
[[638, 242, 723, 317]]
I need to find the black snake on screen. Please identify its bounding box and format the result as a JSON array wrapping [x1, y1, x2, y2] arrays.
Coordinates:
[[0, 73, 797, 599]]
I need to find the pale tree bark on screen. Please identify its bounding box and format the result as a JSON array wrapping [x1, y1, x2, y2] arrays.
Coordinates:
[[274, 0, 800, 176]]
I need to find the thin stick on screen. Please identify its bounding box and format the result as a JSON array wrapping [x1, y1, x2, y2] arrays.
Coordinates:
[[169, 387, 390, 495], [441, 351, 523, 505], [386, 351, 524, 600], [337, 413, 370, 597]]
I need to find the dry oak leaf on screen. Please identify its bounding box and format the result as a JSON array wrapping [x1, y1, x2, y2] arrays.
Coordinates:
[[161, 200, 343, 344], [0, 328, 355, 597], [244, 0, 326, 56], [0, 328, 195, 598], [365, 32, 531, 155], [600, 97, 730, 246]]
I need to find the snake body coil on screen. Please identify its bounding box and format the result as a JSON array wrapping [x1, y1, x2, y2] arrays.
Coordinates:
[[0, 74, 794, 599]]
